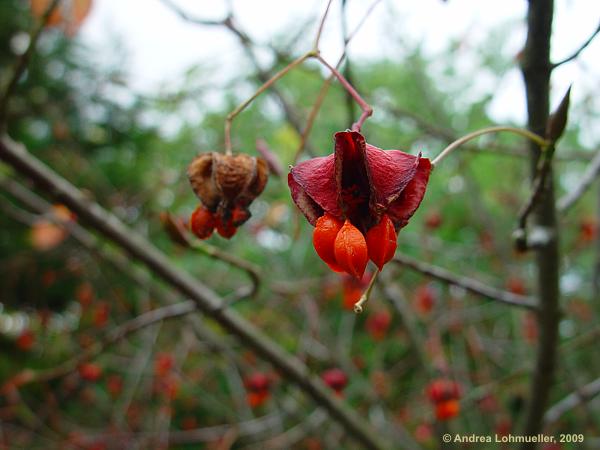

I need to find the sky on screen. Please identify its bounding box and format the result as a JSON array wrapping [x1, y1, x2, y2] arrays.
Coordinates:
[[77, 0, 600, 138]]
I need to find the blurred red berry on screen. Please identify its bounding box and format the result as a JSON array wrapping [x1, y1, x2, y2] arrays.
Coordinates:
[[321, 368, 348, 395], [579, 218, 597, 243], [79, 363, 102, 382], [155, 353, 175, 377], [365, 310, 392, 341], [76, 282, 94, 308], [92, 302, 110, 328], [244, 372, 271, 393], [414, 423, 434, 442], [424, 210, 443, 229], [414, 284, 436, 315], [427, 379, 461, 404], [495, 417, 512, 436], [522, 312, 538, 343], [16, 329, 35, 351], [106, 375, 123, 398], [435, 399, 460, 420], [506, 276, 527, 296]]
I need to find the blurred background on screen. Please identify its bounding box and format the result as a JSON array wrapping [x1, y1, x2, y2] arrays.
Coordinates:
[[0, 0, 599, 449]]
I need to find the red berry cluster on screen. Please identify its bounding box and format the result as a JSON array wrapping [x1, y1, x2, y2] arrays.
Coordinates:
[[426, 379, 461, 421]]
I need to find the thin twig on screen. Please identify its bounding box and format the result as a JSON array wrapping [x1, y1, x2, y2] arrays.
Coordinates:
[[432, 126, 549, 166], [543, 377, 600, 426], [392, 253, 538, 311], [0, 0, 62, 129], [557, 147, 600, 213], [312, 0, 335, 51], [0, 135, 388, 450], [353, 269, 379, 314], [552, 21, 600, 69]]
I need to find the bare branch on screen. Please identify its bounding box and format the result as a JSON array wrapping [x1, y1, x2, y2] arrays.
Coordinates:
[[392, 253, 538, 311], [552, 21, 600, 69], [544, 377, 600, 426], [557, 148, 600, 213], [0, 135, 388, 450]]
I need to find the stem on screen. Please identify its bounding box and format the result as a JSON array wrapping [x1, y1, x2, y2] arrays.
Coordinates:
[[353, 269, 379, 314], [0, 0, 62, 130], [312, 0, 335, 52], [224, 52, 312, 154], [315, 55, 373, 132], [431, 126, 550, 166]]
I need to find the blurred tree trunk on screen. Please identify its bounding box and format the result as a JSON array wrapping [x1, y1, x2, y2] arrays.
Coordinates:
[[519, 0, 561, 447]]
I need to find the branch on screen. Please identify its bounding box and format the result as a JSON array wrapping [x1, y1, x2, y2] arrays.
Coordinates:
[[557, 147, 600, 213], [0, 135, 387, 450], [0, 0, 62, 129], [519, 0, 561, 445], [552, 21, 600, 69], [392, 253, 538, 311], [543, 377, 600, 426]]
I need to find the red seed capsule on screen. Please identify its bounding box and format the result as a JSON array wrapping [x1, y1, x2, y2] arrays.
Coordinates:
[[216, 214, 237, 239], [189, 206, 215, 239], [334, 221, 368, 279], [313, 214, 344, 270], [435, 399, 460, 420], [366, 214, 397, 271]]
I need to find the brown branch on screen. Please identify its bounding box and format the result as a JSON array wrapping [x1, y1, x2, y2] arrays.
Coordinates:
[[557, 147, 600, 213], [552, 21, 600, 68], [0, 0, 63, 129], [0, 135, 388, 450], [519, 0, 561, 445], [392, 253, 538, 311], [543, 377, 600, 426]]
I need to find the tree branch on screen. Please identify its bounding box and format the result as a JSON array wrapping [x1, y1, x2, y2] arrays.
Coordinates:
[[543, 377, 600, 426], [519, 1, 561, 445], [552, 21, 600, 69], [557, 147, 600, 213], [392, 253, 538, 311], [0, 135, 388, 450]]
